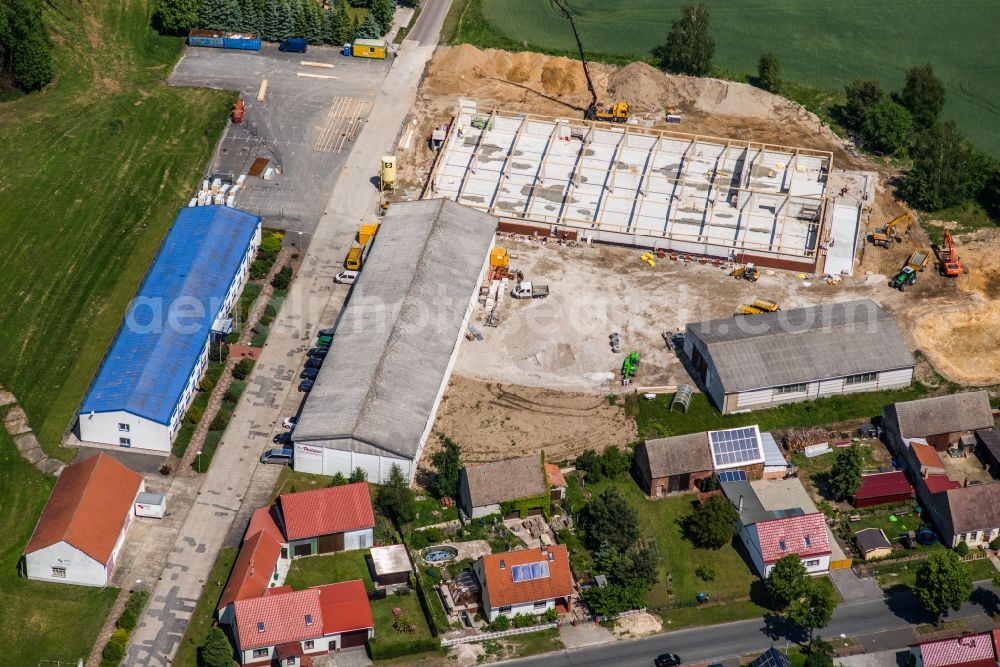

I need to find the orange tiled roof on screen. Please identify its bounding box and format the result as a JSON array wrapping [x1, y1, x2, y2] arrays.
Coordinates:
[[481, 545, 574, 609], [218, 530, 282, 611], [545, 463, 566, 488], [911, 442, 945, 469], [278, 482, 374, 541]]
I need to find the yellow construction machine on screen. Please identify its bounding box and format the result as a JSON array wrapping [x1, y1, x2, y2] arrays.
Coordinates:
[[872, 212, 912, 248], [731, 263, 760, 282]]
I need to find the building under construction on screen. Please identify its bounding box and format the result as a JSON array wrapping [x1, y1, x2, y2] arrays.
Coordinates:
[[426, 105, 862, 273]]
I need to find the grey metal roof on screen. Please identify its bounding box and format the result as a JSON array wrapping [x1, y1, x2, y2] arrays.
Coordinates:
[[892, 391, 993, 439], [760, 432, 788, 469], [720, 480, 772, 525], [854, 527, 891, 553], [462, 456, 547, 508], [369, 544, 413, 575], [639, 432, 713, 478], [292, 200, 496, 459], [685, 299, 914, 393]]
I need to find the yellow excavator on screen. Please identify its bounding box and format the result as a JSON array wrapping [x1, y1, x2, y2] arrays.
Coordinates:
[[552, 0, 630, 123], [872, 212, 912, 248]]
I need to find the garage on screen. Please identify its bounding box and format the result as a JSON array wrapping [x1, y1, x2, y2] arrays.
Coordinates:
[[340, 630, 368, 649]]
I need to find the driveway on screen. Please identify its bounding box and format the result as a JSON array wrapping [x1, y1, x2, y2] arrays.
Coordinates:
[[126, 3, 454, 663], [830, 568, 885, 602]]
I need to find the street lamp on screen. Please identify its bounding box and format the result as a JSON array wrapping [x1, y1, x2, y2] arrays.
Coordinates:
[[196, 450, 202, 473]]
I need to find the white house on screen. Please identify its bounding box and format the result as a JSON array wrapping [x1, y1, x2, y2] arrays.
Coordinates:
[[23, 453, 144, 587], [78, 206, 261, 454], [684, 299, 915, 414], [474, 545, 575, 622]]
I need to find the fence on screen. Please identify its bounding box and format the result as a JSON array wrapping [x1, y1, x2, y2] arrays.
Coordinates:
[[440, 622, 558, 647]]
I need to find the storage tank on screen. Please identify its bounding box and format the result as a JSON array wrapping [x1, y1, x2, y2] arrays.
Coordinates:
[[380, 156, 396, 191]]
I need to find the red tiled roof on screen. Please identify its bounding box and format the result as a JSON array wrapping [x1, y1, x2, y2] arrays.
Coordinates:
[[218, 530, 283, 611], [317, 580, 374, 635], [924, 475, 961, 494], [247, 505, 286, 544], [278, 483, 375, 541], [545, 463, 566, 488], [919, 632, 996, 667], [480, 545, 574, 609], [234, 588, 323, 650], [911, 442, 945, 469], [756, 512, 831, 564], [854, 472, 912, 502], [24, 453, 143, 564]]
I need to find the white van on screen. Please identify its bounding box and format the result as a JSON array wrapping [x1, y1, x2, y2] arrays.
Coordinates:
[[334, 270, 358, 285]]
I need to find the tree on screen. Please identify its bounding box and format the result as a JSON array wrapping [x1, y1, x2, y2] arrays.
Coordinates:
[[983, 168, 1000, 219], [12, 34, 53, 92], [859, 97, 912, 155], [349, 466, 367, 483], [355, 12, 381, 39], [843, 79, 884, 131], [827, 443, 864, 500], [686, 494, 738, 549], [574, 448, 604, 482], [901, 64, 946, 129], [0, 0, 55, 93], [271, 265, 292, 290], [262, 0, 282, 40], [155, 0, 200, 33], [201, 0, 243, 31], [803, 637, 834, 667], [602, 539, 662, 587], [904, 121, 993, 211], [277, 0, 296, 40], [202, 626, 234, 667], [370, 0, 396, 34], [323, 5, 346, 44], [786, 581, 835, 642], [349, 13, 361, 40], [658, 3, 714, 77], [377, 463, 416, 523], [767, 554, 808, 608], [581, 581, 646, 618], [328, 472, 348, 486], [305, 0, 324, 43], [600, 445, 631, 478], [430, 435, 462, 500], [756, 51, 781, 93], [293, 0, 308, 36], [912, 550, 973, 619], [582, 487, 640, 553]]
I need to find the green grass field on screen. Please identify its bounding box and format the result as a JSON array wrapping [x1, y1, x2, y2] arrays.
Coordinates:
[[0, 429, 118, 664], [0, 0, 233, 460], [450, 0, 1000, 157]]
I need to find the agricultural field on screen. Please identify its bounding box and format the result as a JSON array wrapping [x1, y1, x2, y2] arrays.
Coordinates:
[[450, 0, 1000, 157], [0, 0, 233, 460]]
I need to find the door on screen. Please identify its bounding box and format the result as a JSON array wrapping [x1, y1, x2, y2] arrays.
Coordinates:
[[340, 630, 368, 649], [656, 484, 664, 497], [294, 542, 312, 558], [317, 533, 344, 554]]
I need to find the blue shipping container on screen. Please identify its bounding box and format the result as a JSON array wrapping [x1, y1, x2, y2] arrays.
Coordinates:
[[223, 36, 262, 50], [189, 34, 224, 48]]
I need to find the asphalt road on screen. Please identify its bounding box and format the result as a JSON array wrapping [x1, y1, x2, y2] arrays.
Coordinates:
[[501, 581, 1000, 667]]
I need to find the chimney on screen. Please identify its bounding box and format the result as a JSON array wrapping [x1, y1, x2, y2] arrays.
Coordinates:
[[738, 495, 744, 512], [249, 558, 254, 577]]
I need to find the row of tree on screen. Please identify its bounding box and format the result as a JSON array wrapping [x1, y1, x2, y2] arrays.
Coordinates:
[[0, 0, 54, 93], [655, 3, 1000, 219], [156, 0, 397, 44]]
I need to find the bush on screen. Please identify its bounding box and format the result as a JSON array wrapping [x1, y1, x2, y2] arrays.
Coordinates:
[[542, 607, 559, 623], [367, 636, 440, 660], [488, 614, 511, 632], [756, 51, 781, 93], [271, 265, 292, 290], [210, 341, 230, 363], [249, 259, 269, 280], [232, 358, 254, 380], [859, 97, 912, 155], [408, 527, 444, 550], [696, 563, 719, 581], [209, 408, 232, 432], [102, 629, 128, 663], [955, 541, 970, 556], [224, 381, 245, 404], [513, 613, 536, 628], [198, 376, 215, 393], [116, 607, 137, 632], [260, 234, 282, 258], [183, 404, 204, 425], [989, 536, 1000, 550]]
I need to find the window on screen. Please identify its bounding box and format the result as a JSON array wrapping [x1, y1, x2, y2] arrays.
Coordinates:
[[499, 606, 511, 614], [779, 539, 786, 551], [118, 423, 130, 432], [51, 567, 66, 578], [804, 535, 812, 547], [119, 437, 131, 447], [805, 559, 820, 567], [534, 601, 547, 609], [305, 614, 313, 626], [252, 648, 268, 658], [775, 383, 807, 395], [303, 640, 314, 650], [286, 659, 295, 666], [845, 372, 877, 385]]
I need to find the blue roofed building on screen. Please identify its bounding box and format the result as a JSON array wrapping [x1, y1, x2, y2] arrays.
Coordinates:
[[78, 206, 261, 453]]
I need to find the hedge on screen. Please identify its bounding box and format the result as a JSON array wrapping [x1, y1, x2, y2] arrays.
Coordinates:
[[499, 491, 551, 519], [100, 591, 149, 666], [413, 568, 449, 636], [367, 636, 440, 660]]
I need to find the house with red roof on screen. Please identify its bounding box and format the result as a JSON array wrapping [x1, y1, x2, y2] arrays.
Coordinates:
[[22, 453, 144, 587], [232, 580, 373, 666], [853, 471, 913, 508], [217, 528, 285, 627], [473, 545, 575, 622], [912, 630, 1000, 667], [278, 483, 375, 558]]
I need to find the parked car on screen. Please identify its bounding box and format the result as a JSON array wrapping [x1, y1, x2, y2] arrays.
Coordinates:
[[278, 37, 307, 53], [298, 380, 315, 392], [301, 368, 319, 380], [305, 357, 323, 369], [655, 654, 682, 667], [308, 347, 328, 358], [260, 448, 293, 465], [273, 432, 292, 445], [318, 327, 336, 337], [334, 270, 358, 285], [282, 416, 297, 430]]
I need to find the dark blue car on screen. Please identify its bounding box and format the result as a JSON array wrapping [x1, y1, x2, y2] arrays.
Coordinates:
[[279, 37, 307, 53]]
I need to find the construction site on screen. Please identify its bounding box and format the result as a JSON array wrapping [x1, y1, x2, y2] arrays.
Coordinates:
[[361, 15, 1000, 467]]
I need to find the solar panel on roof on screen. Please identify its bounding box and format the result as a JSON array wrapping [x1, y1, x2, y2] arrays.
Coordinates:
[[511, 560, 550, 583], [718, 470, 747, 482], [710, 426, 763, 468]]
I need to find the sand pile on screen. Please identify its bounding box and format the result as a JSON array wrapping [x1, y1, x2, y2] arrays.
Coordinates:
[[607, 61, 671, 109], [911, 295, 1000, 386]]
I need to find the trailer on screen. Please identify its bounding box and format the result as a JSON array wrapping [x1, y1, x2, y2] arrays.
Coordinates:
[[188, 29, 261, 51], [352, 39, 387, 59], [134, 492, 166, 519]]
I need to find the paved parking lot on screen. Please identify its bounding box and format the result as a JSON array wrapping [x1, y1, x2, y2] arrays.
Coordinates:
[[170, 44, 392, 241]]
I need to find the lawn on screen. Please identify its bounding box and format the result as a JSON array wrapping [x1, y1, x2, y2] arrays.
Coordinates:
[[447, 0, 1000, 158], [411, 494, 459, 529], [270, 466, 336, 501], [0, 430, 118, 664], [0, 0, 234, 461], [871, 555, 996, 591], [173, 547, 239, 667], [632, 385, 929, 441]]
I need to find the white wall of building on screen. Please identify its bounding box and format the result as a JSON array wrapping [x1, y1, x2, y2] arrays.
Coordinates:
[[485, 599, 555, 623], [739, 523, 830, 578], [344, 528, 374, 551], [26, 542, 109, 587], [79, 410, 172, 453], [293, 443, 413, 484], [727, 367, 914, 414]]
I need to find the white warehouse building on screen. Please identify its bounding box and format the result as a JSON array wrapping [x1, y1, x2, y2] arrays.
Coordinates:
[[77, 206, 261, 454], [292, 199, 497, 482], [683, 299, 915, 414]]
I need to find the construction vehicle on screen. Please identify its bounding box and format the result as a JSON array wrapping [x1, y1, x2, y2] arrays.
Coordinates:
[[345, 223, 380, 270], [511, 282, 550, 299], [552, 0, 630, 123], [890, 266, 917, 291], [906, 250, 931, 272], [751, 299, 780, 312], [940, 229, 963, 277], [736, 305, 765, 316], [871, 212, 912, 248], [731, 263, 760, 282], [622, 351, 639, 380]]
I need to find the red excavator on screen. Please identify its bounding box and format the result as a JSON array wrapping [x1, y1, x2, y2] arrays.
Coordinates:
[[940, 229, 963, 277]]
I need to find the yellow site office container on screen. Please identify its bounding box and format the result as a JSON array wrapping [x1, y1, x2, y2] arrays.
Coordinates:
[[346, 246, 363, 270], [359, 223, 379, 246], [490, 247, 509, 268], [352, 39, 386, 59]]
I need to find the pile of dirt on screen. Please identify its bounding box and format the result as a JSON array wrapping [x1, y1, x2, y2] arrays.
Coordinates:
[[606, 61, 670, 110]]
